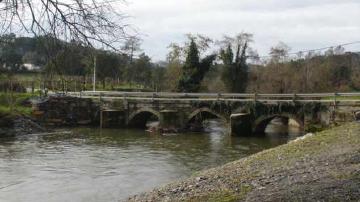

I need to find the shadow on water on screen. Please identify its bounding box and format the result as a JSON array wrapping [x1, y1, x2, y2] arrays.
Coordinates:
[[0, 119, 303, 202]]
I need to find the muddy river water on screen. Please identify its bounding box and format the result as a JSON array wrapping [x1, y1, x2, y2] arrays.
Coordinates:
[[0, 120, 302, 202]]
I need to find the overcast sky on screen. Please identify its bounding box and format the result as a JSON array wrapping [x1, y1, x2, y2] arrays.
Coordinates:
[[123, 0, 360, 61]]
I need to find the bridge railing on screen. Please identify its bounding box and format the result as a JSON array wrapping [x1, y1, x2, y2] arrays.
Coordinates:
[[65, 91, 360, 103]]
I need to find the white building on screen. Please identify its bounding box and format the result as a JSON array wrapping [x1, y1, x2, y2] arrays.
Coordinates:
[[22, 63, 41, 71]]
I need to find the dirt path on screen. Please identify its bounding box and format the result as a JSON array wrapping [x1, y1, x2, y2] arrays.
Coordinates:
[[127, 123, 360, 202]]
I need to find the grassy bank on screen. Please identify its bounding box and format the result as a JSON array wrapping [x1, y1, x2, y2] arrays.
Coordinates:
[[128, 123, 360, 202], [0, 92, 47, 136], [0, 92, 33, 116]]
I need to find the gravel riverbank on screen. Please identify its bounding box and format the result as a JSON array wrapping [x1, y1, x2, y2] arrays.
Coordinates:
[[128, 122, 360, 202]]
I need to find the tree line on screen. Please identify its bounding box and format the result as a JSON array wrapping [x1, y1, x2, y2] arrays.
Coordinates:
[[1, 33, 359, 93], [0, 34, 165, 91]]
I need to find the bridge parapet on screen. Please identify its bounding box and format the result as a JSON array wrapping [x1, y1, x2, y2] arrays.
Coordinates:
[[71, 91, 360, 103]]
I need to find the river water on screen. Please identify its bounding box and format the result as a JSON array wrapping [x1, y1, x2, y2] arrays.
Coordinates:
[[0, 120, 302, 202]]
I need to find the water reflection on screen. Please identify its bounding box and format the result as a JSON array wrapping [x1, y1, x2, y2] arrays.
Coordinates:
[[0, 120, 302, 202]]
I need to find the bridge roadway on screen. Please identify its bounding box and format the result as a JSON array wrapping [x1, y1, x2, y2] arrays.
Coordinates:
[[64, 91, 360, 135]]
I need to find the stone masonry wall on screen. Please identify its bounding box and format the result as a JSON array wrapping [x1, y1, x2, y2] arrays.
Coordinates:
[[32, 96, 99, 126]]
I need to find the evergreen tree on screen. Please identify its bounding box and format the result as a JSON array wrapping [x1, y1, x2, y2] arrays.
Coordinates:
[[177, 39, 215, 92], [220, 42, 249, 93]]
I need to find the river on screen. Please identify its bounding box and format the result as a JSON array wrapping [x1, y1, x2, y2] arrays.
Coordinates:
[[0, 120, 302, 202]]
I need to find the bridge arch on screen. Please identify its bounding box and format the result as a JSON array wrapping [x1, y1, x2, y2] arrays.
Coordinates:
[[127, 108, 160, 128], [187, 107, 227, 124], [253, 114, 303, 134]]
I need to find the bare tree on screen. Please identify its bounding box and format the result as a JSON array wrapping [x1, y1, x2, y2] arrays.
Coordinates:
[[122, 36, 142, 63], [270, 41, 291, 63], [217, 32, 258, 62], [0, 0, 131, 50], [165, 34, 215, 64], [166, 42, 184, 63], [333, 45, 345, 55]]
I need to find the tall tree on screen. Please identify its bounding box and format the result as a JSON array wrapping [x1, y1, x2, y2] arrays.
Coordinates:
[[95, 51, 123, 89], [218, 33, 253, 93], [165, 43, 183, 91], [177, 39, 216, 92], [269, 42, 291, 63], [121, 36, 142, 64], [125, 53, 153, 87], [151, 65, 166, 91]]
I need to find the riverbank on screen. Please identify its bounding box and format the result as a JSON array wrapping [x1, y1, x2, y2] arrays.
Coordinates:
[[128, 122, 360, 202], [0, 112, 46, 136], [0, 92, 47, 136]]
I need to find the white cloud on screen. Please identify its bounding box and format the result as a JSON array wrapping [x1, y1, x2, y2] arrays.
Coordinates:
[[122, 0, 360, 61]]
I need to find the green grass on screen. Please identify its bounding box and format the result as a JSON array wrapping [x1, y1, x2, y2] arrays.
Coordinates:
[[0, 105, 33, 115], [0, 92, 34, 116], [188, 190, 241, 202]]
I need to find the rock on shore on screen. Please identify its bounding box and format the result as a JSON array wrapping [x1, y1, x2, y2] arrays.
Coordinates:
[[128, 122, 360, 202]]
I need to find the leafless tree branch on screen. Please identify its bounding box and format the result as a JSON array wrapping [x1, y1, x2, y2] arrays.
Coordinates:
[[0, 0, 133, 51]]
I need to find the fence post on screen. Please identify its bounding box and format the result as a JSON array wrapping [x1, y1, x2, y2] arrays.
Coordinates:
[[123, 93, 127, 101], [75, 80, 77, 92], [123, 92, 128, 111], [292, 93, 297, 102], [253, 93, 258, 102], [31, 80, 35, 95], [333, 92, 338, 107], [99, 92, 104, 128], [333, 92, 338, 122]]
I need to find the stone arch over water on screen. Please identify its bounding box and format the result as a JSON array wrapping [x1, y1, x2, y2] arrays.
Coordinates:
[[127, 108, 160, 128], [187, 107, 227, 124], [253, 114, 304, 134]]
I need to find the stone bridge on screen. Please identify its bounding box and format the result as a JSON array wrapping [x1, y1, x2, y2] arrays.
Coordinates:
[[76, 92, 360, 135], [33, 92, 360, 135]]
